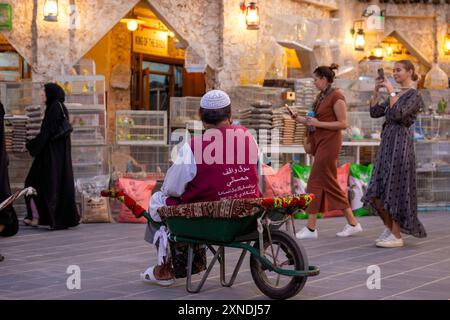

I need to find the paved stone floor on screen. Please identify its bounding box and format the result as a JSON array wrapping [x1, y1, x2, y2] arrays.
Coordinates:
[[1, 212, 449, 300]]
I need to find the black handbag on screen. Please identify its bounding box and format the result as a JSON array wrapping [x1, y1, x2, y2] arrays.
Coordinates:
[[52, 102, 73, 141]]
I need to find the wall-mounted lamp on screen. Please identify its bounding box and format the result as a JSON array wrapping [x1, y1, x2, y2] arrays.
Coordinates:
[[444, 25, 450, 55], [240, 1, 260, 30], [120, 15, 144, 31], [373, 45, 384, 59], [43, 0, 58, 22], [351, 21, 365, 51]]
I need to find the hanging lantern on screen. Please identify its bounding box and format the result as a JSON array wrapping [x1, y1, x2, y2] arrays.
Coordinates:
[[43, 0, 58, 22], [354, 29, 365, 51], [245, 2, 260, 30]]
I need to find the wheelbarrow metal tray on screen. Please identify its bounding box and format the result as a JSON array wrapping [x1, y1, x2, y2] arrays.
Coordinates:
[[165, 215, 258, 243]]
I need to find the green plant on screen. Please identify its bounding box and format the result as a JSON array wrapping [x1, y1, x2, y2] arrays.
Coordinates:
[[437, 99, 448, 114]]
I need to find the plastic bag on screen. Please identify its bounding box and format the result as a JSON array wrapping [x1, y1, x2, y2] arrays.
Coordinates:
[[115, 178, 157, 223], [348, 163, 373, 216], [263, 163, 292, 197], [76, 175, 112, 223]]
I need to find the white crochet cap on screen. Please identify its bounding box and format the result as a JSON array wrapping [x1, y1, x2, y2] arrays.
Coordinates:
[[200, 90, 231, 109]]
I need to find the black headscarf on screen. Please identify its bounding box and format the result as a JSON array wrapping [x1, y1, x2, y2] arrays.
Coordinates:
[[44, 83, 65, 108]]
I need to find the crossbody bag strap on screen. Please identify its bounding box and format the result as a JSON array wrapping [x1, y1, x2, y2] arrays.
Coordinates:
[[57, 101, 67, 119]]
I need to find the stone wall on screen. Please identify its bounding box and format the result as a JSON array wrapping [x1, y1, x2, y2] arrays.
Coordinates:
[[106, 23, 132, 144], [221, 0, 330, 90], [340, 0, 450, 76], [3, 0, 140, 81]]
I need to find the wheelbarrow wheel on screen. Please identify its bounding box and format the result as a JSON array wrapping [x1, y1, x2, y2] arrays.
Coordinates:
[[250, 230, 308, 300]]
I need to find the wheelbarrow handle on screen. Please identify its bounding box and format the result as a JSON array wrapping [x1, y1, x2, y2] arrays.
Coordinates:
[[100, 190, 162, 229], [0, 187, 37, 211]]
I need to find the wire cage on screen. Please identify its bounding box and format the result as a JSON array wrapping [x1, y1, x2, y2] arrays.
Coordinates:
[[346, 111, 384, 141], [54, 75, 105, 107], [68, 106, 106, 146], [338, 145, 357, 166], [412, 114, 450, 141], [0, 81, 43, 116], [71, 145, 109, 181], [415, 141, 450, 207], [169, 97, 201, 128], [111, 145, 171, 174], [116, 110, 167, 146]]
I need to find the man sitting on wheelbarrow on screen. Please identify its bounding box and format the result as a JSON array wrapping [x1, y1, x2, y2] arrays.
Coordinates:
[[142, 89, 262, 286]]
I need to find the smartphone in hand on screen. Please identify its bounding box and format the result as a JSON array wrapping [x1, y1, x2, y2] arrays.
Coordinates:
[[285, 105, 296, 118], [377, 68, 385, 80]]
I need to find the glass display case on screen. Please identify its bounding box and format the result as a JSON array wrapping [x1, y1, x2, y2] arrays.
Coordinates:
[[116, 110, 167, 146]]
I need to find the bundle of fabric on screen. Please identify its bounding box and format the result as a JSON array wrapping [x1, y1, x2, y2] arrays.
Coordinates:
[[159, 194, 314, 219], [25, 105, 44, 141]]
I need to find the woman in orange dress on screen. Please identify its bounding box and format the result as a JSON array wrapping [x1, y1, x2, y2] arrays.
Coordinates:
[[291, 64, 362, 239]]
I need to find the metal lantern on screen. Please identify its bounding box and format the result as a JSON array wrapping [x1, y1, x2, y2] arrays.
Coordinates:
[[43, 0, 58, 22], [245, 2, 260, 30], [354, 29, 365, 51]]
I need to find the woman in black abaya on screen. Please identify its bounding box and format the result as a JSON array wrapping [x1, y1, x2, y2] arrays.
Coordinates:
[[24, 83, 79, 230], [0, 102, 19, 261]]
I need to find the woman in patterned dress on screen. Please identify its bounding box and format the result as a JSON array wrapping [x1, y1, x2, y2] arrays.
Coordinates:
[[363, 60, 427, 248]]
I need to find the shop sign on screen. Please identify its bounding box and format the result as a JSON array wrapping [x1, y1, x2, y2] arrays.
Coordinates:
[[133, 26, 168, 56], [0, 4, 12, 31]]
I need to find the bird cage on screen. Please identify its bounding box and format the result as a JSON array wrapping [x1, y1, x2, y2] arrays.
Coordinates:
[[116, 110, 167, 146]]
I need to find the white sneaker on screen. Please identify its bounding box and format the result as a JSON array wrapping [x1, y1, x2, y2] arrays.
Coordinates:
[[375, 228, 392, 243], [296, 227, 318, 240], [376, 234, 404, 248], [336, 223, 363, 237]]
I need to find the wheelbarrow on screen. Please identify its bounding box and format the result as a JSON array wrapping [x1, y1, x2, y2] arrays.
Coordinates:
[[101, 190, 320, 300], [1, 187, 36, 262]]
